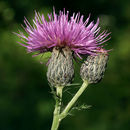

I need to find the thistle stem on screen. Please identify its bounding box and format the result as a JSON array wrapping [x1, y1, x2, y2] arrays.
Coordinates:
[[51, 86, 63, 130], [51, 80, 89, 130], [60, 80, 89, 119]]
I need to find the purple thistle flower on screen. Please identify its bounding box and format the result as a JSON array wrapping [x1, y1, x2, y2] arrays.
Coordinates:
[[16, 9, 110, 58]]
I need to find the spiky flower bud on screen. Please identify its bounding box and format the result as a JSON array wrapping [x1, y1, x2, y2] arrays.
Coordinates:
[[47, 47, 74, 87], [80, 50, 109, 84]]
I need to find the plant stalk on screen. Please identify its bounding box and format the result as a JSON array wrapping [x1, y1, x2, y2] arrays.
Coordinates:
[[51, 80, 89, 130], [51, 86, 63, 130], [60, 80, 88, 119]]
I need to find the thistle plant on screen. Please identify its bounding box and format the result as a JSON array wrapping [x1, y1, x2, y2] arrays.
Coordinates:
[[15, 8, 111, 130]]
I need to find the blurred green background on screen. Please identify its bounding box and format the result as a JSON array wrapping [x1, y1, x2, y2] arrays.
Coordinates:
[[0, 0, 130, 130]]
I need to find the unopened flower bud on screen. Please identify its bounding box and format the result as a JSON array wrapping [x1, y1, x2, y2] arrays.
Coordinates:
[[47, 47, 74, 87], [80, 50, 109, 84]]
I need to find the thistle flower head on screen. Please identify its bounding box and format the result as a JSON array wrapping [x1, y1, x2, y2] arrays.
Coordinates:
[[80, 48, 109, 84], [47, 46, 74, 87], [16, 8, 110, 58]]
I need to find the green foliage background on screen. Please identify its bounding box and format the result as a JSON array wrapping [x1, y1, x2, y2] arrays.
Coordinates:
[[0, 0, 130, 130]]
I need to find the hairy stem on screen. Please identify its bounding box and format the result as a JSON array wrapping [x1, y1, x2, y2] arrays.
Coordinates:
[[51, 80, 89, 129], [51, 86, 63, 130], [60, 80, 89, 119]]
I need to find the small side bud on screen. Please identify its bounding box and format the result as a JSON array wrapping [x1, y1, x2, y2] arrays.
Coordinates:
[[80, 50, 109, 84], [47, 47, 74, 87]]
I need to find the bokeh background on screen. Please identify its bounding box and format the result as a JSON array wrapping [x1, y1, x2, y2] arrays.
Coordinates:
[[0, 0, 130, 130]]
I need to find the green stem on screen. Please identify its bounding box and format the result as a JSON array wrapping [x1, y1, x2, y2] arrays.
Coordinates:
[[60, 80, 89, 119], [51, 86, 63, 130], [51, 80, 89, 129]]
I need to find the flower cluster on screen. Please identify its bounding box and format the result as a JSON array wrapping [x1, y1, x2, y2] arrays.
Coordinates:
[[16, 9, 111, 86]]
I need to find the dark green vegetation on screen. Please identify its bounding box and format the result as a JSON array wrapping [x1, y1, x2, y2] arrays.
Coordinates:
[[0, 0, 130, 130]]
